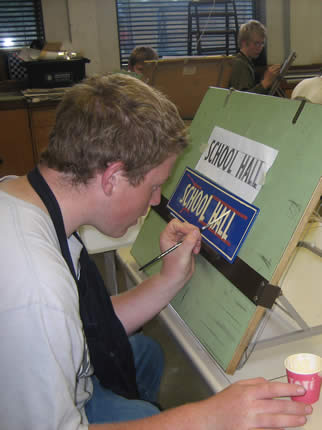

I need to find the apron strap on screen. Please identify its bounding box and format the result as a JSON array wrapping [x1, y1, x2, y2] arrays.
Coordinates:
[[27, 167, 78, 282], [27, 166, 139, 399]]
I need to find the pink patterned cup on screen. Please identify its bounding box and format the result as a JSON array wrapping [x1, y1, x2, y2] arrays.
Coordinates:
[[285, 353, 322, 404]]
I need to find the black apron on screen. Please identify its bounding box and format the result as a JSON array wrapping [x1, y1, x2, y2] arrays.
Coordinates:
[[27, 167, 139, 400]]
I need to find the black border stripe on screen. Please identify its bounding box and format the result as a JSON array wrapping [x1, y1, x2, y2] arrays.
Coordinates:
[[152, 194, 280, 309]]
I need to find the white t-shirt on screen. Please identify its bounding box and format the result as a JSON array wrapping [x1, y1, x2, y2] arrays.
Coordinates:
[[0, 181, 93, 429], [291, 76, 322, 105]]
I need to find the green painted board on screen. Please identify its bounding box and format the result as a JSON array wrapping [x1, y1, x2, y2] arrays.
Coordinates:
[[131, 88, 322, 372]]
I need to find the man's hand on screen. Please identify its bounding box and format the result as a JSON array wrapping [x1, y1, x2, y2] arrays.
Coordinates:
[[159, 219, 201, 288], [198, 378, 312, 430], [261, 64, 280, 89]]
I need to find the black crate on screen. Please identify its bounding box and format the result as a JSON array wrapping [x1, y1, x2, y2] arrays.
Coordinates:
[[23, 58, 90, 88]]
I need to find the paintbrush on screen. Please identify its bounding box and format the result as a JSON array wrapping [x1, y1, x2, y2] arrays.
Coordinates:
[[138, 211, 229, 271]]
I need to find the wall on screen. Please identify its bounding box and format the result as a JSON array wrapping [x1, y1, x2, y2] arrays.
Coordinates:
[[96, 0, 120, 73], [41, 0, 70, 44], [266, 0, 322, 66], [265, 0, 287, 64], [42, 0, 322, 74], [42, 0, 120, 75], [290, 0, 322, 65]]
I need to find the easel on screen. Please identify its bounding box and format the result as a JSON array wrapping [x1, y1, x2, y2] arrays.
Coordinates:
[[131, 88, 322, 375], [142, 55, 233, 119], [238, 182, 322, 368]]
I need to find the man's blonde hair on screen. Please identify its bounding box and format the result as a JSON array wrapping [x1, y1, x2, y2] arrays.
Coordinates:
[[238, 19, 266, 47], [41, 73, 188, 185]]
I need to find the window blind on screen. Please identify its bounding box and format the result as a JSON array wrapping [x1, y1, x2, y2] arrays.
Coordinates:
[[0, 0, 45, 50], [116, 0, 257, 68]]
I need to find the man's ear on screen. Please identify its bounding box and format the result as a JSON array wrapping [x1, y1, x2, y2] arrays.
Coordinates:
[[101, 161, 125, 196]]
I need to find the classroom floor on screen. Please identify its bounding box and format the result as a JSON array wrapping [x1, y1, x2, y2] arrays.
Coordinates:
[[93, 253, 213, 410], [143, 314, 213, 409]]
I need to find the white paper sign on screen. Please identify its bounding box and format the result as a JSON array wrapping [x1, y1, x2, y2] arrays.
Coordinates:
[[195, 126, 278, 203]]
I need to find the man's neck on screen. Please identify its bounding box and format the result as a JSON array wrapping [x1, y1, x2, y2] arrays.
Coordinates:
[[0, 175, 48, 214], [38, 166, 94, 237], [0, 166, 104, 237]]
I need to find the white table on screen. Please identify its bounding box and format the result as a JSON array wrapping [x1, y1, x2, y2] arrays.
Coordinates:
[[78, 221, 143, 294]]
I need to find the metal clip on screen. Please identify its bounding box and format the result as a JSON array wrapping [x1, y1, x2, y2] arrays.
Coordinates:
[[224, 87, 234, 107], [292, 98, 307, 124], [253, 281, 281, 308]]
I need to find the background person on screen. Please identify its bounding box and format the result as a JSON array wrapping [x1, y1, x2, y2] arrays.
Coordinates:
[[229, 19, 280, 94], [0, 73, 312, 430], [128, 45, 158, 76]]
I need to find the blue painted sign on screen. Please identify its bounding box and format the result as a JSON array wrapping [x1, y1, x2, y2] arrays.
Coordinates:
[[167, 167, 260, 263]]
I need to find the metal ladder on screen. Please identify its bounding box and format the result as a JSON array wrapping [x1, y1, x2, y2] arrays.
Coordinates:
[[187, 0, 239, 56]]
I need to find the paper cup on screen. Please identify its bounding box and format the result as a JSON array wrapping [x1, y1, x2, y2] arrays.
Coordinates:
[[285, 353, 322, 404]]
